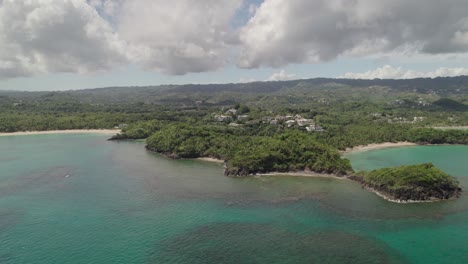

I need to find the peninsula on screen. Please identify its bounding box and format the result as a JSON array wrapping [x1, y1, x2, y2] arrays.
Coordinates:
[[2, 76, 467, 203]]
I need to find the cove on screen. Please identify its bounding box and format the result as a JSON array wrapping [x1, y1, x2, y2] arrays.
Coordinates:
[[0, 134, 467, 263]]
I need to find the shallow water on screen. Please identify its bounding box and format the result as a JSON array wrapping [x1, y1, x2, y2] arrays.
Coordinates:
[[0, 135, 466, 263]]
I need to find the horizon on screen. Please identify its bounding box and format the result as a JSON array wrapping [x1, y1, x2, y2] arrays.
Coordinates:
[[1, 0, 468, 91], [2, 74, 468, 93]]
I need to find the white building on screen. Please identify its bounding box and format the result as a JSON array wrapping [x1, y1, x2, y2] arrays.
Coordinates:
[[285, 120, 296, 127], [214, 115, 232, 122]]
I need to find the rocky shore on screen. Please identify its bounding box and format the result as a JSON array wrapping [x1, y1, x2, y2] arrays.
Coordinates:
[[144, 146, 462, 203], [349, 163, 462, 202], [350, 176, 462, 202]]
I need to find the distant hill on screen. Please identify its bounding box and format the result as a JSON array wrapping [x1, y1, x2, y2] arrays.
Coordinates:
[[433, 98, 468, 111], [1, 76, 467, 107]]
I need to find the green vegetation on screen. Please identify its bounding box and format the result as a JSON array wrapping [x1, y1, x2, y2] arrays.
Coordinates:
[[1, 77, 466, 201], [1, 76, 467, 134], [316, 126, 467, 150], [235, 104, 251, 114], [351, 163, 462, 201], [145, 124, 352, 176], [110, 120, 163, 140], [433, 98, 468, 111]]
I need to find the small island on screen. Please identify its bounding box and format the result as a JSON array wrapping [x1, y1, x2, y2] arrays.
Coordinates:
[[350, 163, 462, 202]]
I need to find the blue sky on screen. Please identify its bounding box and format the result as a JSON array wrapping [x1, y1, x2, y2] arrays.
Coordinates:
[[1, 0, 468, 91]]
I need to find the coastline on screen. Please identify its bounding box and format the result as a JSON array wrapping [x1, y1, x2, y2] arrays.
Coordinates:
[[0, 129, 120, 137], [196, 157, 225, 163], [195, 157, 345, 179], [361, 186, 444, 204], [254, 173, 450, 204], [254, 171, 346, 180], [183, 151, 457, 204], [341, 141, 418, 154]]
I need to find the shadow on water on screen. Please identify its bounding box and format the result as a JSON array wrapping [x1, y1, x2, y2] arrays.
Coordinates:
[[150, 223, 408, 264], [113, 145, 468, 222], [0, 209, 23, 233], [0, 166, 74, 198]]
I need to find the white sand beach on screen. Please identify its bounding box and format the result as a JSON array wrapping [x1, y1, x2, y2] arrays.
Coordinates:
[[255, 171, 346, 180], [196, 157, 225, 163], [0, 129, 120, 137], [341, 142, 418, 154]]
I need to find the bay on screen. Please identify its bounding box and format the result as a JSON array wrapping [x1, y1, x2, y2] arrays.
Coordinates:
[[0, 134, 466, 263]]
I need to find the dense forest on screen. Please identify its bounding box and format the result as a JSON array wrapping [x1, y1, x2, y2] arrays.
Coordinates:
[[1, 76, 466, 200], [110, 120, 466, 177], [1, 76, 467, 133], [143, 124, 352, 176], [351, 163, 462, 201]]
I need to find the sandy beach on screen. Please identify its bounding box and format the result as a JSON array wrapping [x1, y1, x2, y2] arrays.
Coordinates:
[[0, 129, 120, 137], [341, 142, 418, 154], [255, 171, 346, 180], [196, 157, 225, 163], [196, 157, 345, 179]]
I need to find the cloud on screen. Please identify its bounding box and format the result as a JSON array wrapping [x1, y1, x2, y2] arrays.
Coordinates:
[[2, 0, 468, 79], [238, 0, 468, 68], [0, 0, 126, 78], [340, 65, 468, 79], [0, 0, 242, 78], [88, 0, 121, 16], [117, 0, 242, 75], [266, 70, 297, 81]]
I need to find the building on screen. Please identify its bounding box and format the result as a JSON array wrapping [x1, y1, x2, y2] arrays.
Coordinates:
[[225, 108, 238, 115], [238, 115, 249, 121], [214, 115, 232, 122], [296, 118, 314, 127], [285, 120, 296, 127], [306, 124, 325, 132]]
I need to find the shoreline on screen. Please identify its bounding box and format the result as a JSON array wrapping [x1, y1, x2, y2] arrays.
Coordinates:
[[195, 157, 345, 179], [181, 152, 457, 204], [196, 157, 225, 164], [0, 129, 120, 137], [254, 171, 346, 180], [362, 186, 444, 204], [341, 141, 418, 154]]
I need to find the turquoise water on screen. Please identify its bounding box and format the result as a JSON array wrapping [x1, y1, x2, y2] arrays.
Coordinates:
[[0, 135, 467, 263]]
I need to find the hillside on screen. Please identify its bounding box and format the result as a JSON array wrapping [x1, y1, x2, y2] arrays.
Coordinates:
[[1, 76, 468, 107], [0, 76, 467, 133]]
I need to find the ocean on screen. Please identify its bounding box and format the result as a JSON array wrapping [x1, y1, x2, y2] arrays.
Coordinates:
[[0, 134, 467, 263]]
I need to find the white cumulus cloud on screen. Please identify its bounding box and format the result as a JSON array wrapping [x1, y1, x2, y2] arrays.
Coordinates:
[[238, 0, 468, 68], [0, 0, 126, 78], [117, 0, 242, 75], [266, 70, 297, 81], [2, 0, 468, 79], [0, 0, 242, 78], [340, 65, 468, 79]]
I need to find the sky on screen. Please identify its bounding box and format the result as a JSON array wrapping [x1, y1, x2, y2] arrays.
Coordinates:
[[1, 0, 468, 91]]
